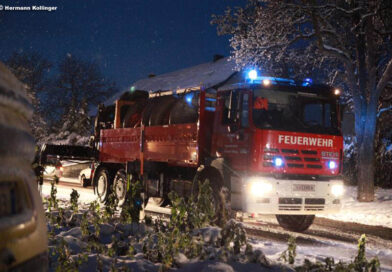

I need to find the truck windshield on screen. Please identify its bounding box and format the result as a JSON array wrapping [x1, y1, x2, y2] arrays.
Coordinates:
[[252, 88, 339, 135]]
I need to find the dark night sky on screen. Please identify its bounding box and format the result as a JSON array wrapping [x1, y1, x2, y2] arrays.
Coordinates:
[[0, 0, 245, 89]]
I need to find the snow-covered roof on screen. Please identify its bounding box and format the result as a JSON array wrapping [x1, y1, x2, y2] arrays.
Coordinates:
[[105, 57, 237, 106], [134, 57, 236, 91]]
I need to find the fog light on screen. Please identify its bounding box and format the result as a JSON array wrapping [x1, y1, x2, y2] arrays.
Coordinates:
[[274, 157, 283, 167], [328, 160, 337, 170], [331, 184, 344, 197]]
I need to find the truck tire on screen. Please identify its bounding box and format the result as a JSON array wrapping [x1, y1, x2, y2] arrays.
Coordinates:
[[275, 215, 315, 232], [113, 169, 127, 206], [96, 168, 112, 204], [193, 168, 231, 226]]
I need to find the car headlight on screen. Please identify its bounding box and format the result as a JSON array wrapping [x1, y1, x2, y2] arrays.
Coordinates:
[[248, 178, 273, 197], [331, 184, 344, 197]]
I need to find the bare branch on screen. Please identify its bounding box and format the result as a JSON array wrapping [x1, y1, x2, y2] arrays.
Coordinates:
[[377, 105, 392, 118], [376, 58, 392, 98], [286, 3, 363, 15]]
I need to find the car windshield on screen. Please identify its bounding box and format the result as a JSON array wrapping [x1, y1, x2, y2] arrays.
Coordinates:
[[252, 88, 339, 135]]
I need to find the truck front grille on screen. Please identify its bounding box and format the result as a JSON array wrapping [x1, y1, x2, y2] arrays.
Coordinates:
[[279, 205, 302, 211], [279, 198, 302, 204], [301, 150, 317, 155], [278, 197, 325, 211], [285, 156, 302, 161], [278, 197, 302, 211], [305, 198, 325, 204], [281, 149, 299, 154], [307, 165, 322, 169], [304, 157, 320, 162], [305, 205, 324, 211], [287, 163, 304, 168], [263, 148, 323, 169]]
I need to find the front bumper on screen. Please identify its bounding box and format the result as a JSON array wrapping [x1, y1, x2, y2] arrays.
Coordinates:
[[231, 176, 343, 215]]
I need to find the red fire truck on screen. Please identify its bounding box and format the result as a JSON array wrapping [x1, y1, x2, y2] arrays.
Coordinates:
[[78, 68, 344, 232], [40, 61, 344, 232]]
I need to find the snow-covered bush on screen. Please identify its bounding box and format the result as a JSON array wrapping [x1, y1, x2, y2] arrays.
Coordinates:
[[70, 189, 80, 213], [120, 178, 144, 223], [279, 236, 296, 265], [44, 181, 282, 271], [343, 136, 357, 185], [43, 182, 383, 271], [375, 108, 392, 188], [295, 235, 380, 271]]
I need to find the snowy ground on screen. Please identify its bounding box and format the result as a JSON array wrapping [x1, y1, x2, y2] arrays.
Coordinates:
[[42, 182, 97, 203], [41, 183, 392, 271], [319, 186, 392, 229], [251, 237, 392, 271], [42, 183, 392, 229]]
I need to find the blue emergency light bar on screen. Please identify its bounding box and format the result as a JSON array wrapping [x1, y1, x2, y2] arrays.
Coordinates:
[[245, 69, 312, 87]]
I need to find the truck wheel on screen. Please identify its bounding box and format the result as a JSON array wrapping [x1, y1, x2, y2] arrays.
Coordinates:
[[114, 169, 127, 206], [193, 169, 231, 226], [96, 168, 112, 204], [275, 215, 315, 232]]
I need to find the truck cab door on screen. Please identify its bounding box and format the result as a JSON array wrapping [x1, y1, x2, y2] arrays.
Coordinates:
[[213, 89, 252, 171]]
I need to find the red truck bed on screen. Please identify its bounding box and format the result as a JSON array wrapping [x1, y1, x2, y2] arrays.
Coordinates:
[[99, 123, 198, 167]]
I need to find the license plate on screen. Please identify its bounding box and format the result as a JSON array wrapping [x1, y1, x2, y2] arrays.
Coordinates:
[[0, 183, 15, 217], [293, 184, 315, 192], [321, 151, 339, 159]]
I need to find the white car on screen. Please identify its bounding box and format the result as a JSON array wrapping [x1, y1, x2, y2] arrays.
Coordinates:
[[43, 161, 63, 181]]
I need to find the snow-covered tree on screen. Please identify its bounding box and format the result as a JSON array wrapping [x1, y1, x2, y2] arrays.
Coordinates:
[[375, 84, 392, 187], [212, 0, 392, 201], [50, 55, 116, 139], [6, 51, 51, 142]]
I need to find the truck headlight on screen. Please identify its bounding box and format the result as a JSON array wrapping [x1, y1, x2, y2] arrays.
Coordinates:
[[248, 178, 273, 197], [331, 184, 344, 197]]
